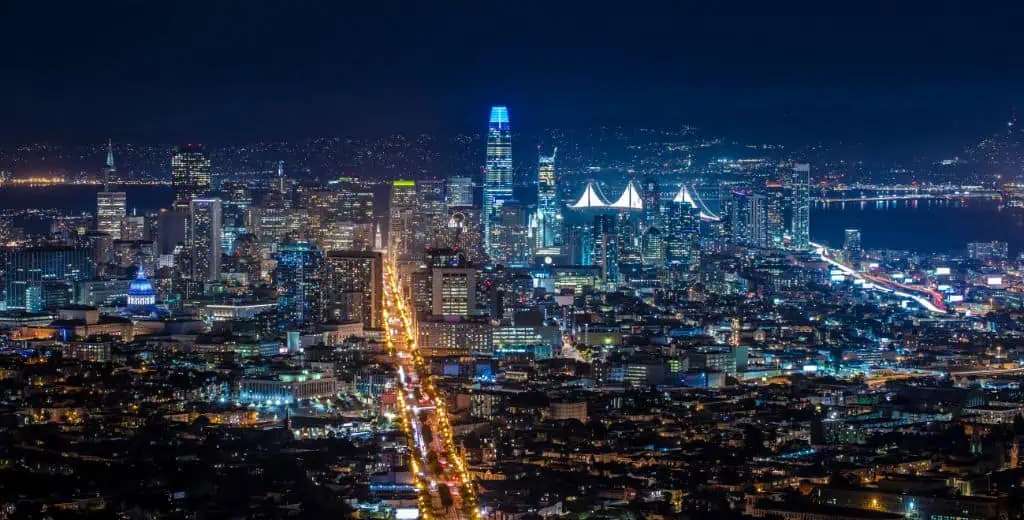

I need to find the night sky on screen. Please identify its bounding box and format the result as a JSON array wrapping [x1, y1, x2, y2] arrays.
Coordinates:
[[3, 1, 1023, 150]]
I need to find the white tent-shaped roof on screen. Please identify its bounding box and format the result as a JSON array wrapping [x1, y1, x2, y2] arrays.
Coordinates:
[[673, 183, 721, 221], [569, 180, 611, 209], [673, 183, 697, 208], [610, 179, 644, 210]]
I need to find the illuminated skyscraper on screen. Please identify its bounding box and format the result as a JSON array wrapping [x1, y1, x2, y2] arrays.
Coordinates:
[[592, 215, 619, 283], [417, 179, 448, 250], [789, 163, 811, 251], [844, 228, 862, 267], [447, 177, 474, 206], [96, 140, 126, 240], [104, 138, 116, 189], [172, 145, 212, 208], [389, 179, 418, 259], [96, 191, 126, 240], [323, 250, 383, 328], [188, 198, 222, 284], [483, 105, 512, 261], [765, 181, 787, 249], [275, 241, 324, 329], [666, 198, 700, 267], [536, 147, 561, 250]]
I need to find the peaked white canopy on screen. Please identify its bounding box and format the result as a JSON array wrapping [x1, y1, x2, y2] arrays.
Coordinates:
[[610, 179, 644, 210], [569, 181, 611, 208]]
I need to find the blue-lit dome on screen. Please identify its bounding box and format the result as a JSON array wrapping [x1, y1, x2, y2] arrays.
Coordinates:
[[127, 266, 156, 306]]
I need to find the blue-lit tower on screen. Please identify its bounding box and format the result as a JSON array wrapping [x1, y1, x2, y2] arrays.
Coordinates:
[[275, 241, 324, 330], [483, 106, 512, 262]]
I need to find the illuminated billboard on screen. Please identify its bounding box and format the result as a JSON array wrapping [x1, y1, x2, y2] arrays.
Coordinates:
[[987, 276, 1003, 286], [934, 267, 951, 276]]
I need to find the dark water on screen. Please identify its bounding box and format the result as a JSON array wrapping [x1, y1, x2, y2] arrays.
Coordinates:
[[811, 199, 1024, 255], [1, 187, 1021, 256], [0, 185, 174, 213]]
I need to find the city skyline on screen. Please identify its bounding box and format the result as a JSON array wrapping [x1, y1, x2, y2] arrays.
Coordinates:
[[2, 5, 1024, 520]]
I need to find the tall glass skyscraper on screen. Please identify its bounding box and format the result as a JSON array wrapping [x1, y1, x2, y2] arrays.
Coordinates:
[[97, 140, 126, 240], [389, 179, 418, 259], [172, 145, 212, 209], [536, 147, 560, 249], [789, 163, 811, 251], [188, 198, 222, 285], [275, 241, 324, 329], [483, 106, 512, 261]]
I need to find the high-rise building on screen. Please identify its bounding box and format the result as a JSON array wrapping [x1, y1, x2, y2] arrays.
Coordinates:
[[641, 177, 661, 229], [188, 198, 222, 284], [418, 179, 449, 250], [493, 202, 532, 266], [666, 197, 701, 267], [172, 145, 212, 208], [726, 189, 768, 248], [275, 241, 324, 329], [536, 147, 561, 250], [96, 190, 126, 240], [389, 179, 418, 259], [592, 215, 619, 283], [844, 228, 862, 267], [336, 183, 374, 223], [323, 250, 383, 329], [440, 207, 484, 262], [5, 247, 94, 309], [641, 227, 665, 267], [447, 177, 474, 207], [789, 163, 811, 251], [104, 138, 116, 186], [967, 241, 1009, 261], [483, 105, 513, 260], [431, 267, 476, 317], [765, 181, 787, 249]]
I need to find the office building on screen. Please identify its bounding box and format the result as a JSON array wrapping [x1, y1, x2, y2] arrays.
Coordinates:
[[789, 163, 811, 251], [666, 197, 701, 267], [337, 183, 374, 223], [275, 241, 324, 329], [447, 176, 474, 206], [323, 250, 383, 329], [418, 179, 449, 250], [171, 145, 212, 208], [726, 189, 768, 248], [431, 267, 476, 316], [389, 179, 418, 259], [844, 228, 862, 266], [592, 215, 619, 283], [188, 198, 222, 284], [418, 316, 493, 355], [641, 177, 661, 229], [536, 147, 561, 249], [96, 190, 126, 240], [5, 247, 94, 309], [967, 240, 1009, 261], [641, 226, 665, 267], [765, 181, 786, 249], [483, 105, 513, 260], [493, 201, 532, 266]]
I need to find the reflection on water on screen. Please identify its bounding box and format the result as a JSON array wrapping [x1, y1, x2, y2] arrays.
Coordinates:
[[812, 198, 1024, 255]]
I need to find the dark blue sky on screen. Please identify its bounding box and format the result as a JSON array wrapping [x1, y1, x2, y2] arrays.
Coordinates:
[[2, 0, 1023, 150]]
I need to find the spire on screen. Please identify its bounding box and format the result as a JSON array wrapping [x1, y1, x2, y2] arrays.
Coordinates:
[[136, 264, 146, 279], [106, 139, 115, 170], [610, 179, 644, 210]]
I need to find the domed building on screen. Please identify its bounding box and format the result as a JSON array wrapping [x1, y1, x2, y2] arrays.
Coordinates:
[[123, 266, 165, 318]]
